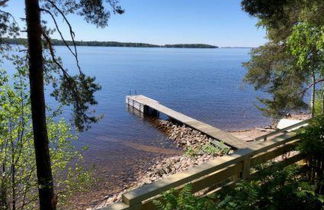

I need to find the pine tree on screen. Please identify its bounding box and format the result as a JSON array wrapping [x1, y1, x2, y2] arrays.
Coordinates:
[[241, 0, 324, 118], [1, 0, 123, 209]]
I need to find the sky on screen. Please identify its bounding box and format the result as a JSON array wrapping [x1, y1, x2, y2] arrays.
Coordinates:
[[6, 0, 267, 47]]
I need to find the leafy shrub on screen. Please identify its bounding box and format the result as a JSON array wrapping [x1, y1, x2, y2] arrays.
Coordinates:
[[298, 115, 324, 194], [154, 164, 323, 210], [153, 185, 215, 210], [201, 142, 230, 156], [184, 147, 200, 157], [216, 164, 322, 210], [298, 115, 324, 159], [184, 142, 230, 158], [314, 93, 324, 115], [0, 70, 94, 209]]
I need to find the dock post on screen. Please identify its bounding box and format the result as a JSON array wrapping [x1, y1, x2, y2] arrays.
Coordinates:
[[144, 106, 160, 117]]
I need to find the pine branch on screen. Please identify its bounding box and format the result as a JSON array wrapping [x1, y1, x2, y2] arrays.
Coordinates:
[[40, 8, 81, 72], [301, 78, 324, 97], [42, 31, 69, 77], [0, 0, 9, 7], [43, 0, 81, 73]]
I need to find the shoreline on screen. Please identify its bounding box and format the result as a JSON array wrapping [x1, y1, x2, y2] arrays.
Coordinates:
[[229, 113, 311, 141], [93, 120, 233, 209], [4, 38, 218, 49], [71, 113, 311, 209]]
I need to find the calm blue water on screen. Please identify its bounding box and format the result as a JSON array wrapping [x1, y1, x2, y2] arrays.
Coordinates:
[[54, 47, 270, 170], [3, 46, 270, 177]]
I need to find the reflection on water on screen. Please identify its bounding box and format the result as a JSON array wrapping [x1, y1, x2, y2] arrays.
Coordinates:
[[127, 104, 144, 119]]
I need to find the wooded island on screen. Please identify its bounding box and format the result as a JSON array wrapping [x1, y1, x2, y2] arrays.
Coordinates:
[[4, 38, 218, 48]]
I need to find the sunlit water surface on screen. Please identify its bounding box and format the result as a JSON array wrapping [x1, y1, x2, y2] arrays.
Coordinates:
[[4, 47, 271, 185]]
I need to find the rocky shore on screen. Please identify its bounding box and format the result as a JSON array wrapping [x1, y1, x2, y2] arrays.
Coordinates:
[[85, 113, 312, 209], [94, 120, 233, 209]]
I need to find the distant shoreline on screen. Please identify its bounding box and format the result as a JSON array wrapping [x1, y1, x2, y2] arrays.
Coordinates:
[[3, 38, 218, 49]]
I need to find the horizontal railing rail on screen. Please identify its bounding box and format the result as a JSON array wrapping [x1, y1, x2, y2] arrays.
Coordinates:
[[254, 118, 310, 141]]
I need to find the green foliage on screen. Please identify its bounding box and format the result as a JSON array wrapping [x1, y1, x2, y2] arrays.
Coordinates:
[[298, 115, 324, 195], [287, 22, 324, 117], [0, 0, 125, 132], [1, 0, 123, 208], [216, 164, 322, 210], [241, 0, 290, 21], [184, 147, 200, 157], [153, 185, 215, 210], [184, 142, 230, 158], [201, 143, 220, 155], [242, 0, 324, 118], [154, 164, 323, 210], [298, 115, 324, 158], [0, 69, 94, 209], [201, 142, 230, 156], [288, 23, 324, 70], [314, 91, 324, 115], [243, 43, 308, 118]]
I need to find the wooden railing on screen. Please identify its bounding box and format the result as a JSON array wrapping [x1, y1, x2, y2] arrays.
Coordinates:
[[254, 119, 310, 141], [102, 121, 309, 210]]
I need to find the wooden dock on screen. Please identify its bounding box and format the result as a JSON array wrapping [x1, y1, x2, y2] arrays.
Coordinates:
[[126, 95, 251, 149]]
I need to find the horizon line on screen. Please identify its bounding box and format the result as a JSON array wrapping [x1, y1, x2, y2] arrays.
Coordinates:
[[6, 37, 257, 48]]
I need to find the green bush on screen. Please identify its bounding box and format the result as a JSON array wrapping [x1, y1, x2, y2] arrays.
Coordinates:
[[298, 115, 324, 195], [153, 185, 215, 210], [201, 142, 230, 156], [184, 142, 230, 158], [298, 115, 324, 159], [154, 164, 323, 210], [216, 164, 323, 210], [184, 147, 200, 157], [0, 69, 94, 209], [314, 99, 324, 115]]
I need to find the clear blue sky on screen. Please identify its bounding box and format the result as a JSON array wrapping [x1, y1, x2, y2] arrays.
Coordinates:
[[7, 0, 266, 47]]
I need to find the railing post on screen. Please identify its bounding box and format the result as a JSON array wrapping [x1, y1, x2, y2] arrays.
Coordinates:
[[241, 157, 251, 179]]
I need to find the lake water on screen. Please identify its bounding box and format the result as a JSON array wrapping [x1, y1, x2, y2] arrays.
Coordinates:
[[54, 47, 270, 173], [3, 46, 271, 190]]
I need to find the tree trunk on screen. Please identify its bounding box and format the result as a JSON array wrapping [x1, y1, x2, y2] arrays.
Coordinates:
[[311, 72, 316, 117], [11, 138, 16, 210], [0, 164, 8, 209], [322, 91, 324, 114], [25, 0, 56, 209]]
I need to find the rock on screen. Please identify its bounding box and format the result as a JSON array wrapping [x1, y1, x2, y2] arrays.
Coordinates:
[[100, 119, 231, 208]]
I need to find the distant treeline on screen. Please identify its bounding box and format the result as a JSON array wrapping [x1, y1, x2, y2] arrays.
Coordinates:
[[3, 38, 218, 49], [163, 44, 218, 48]]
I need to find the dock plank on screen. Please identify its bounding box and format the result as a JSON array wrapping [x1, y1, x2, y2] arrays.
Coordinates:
[[126, 95, 251, 149]]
